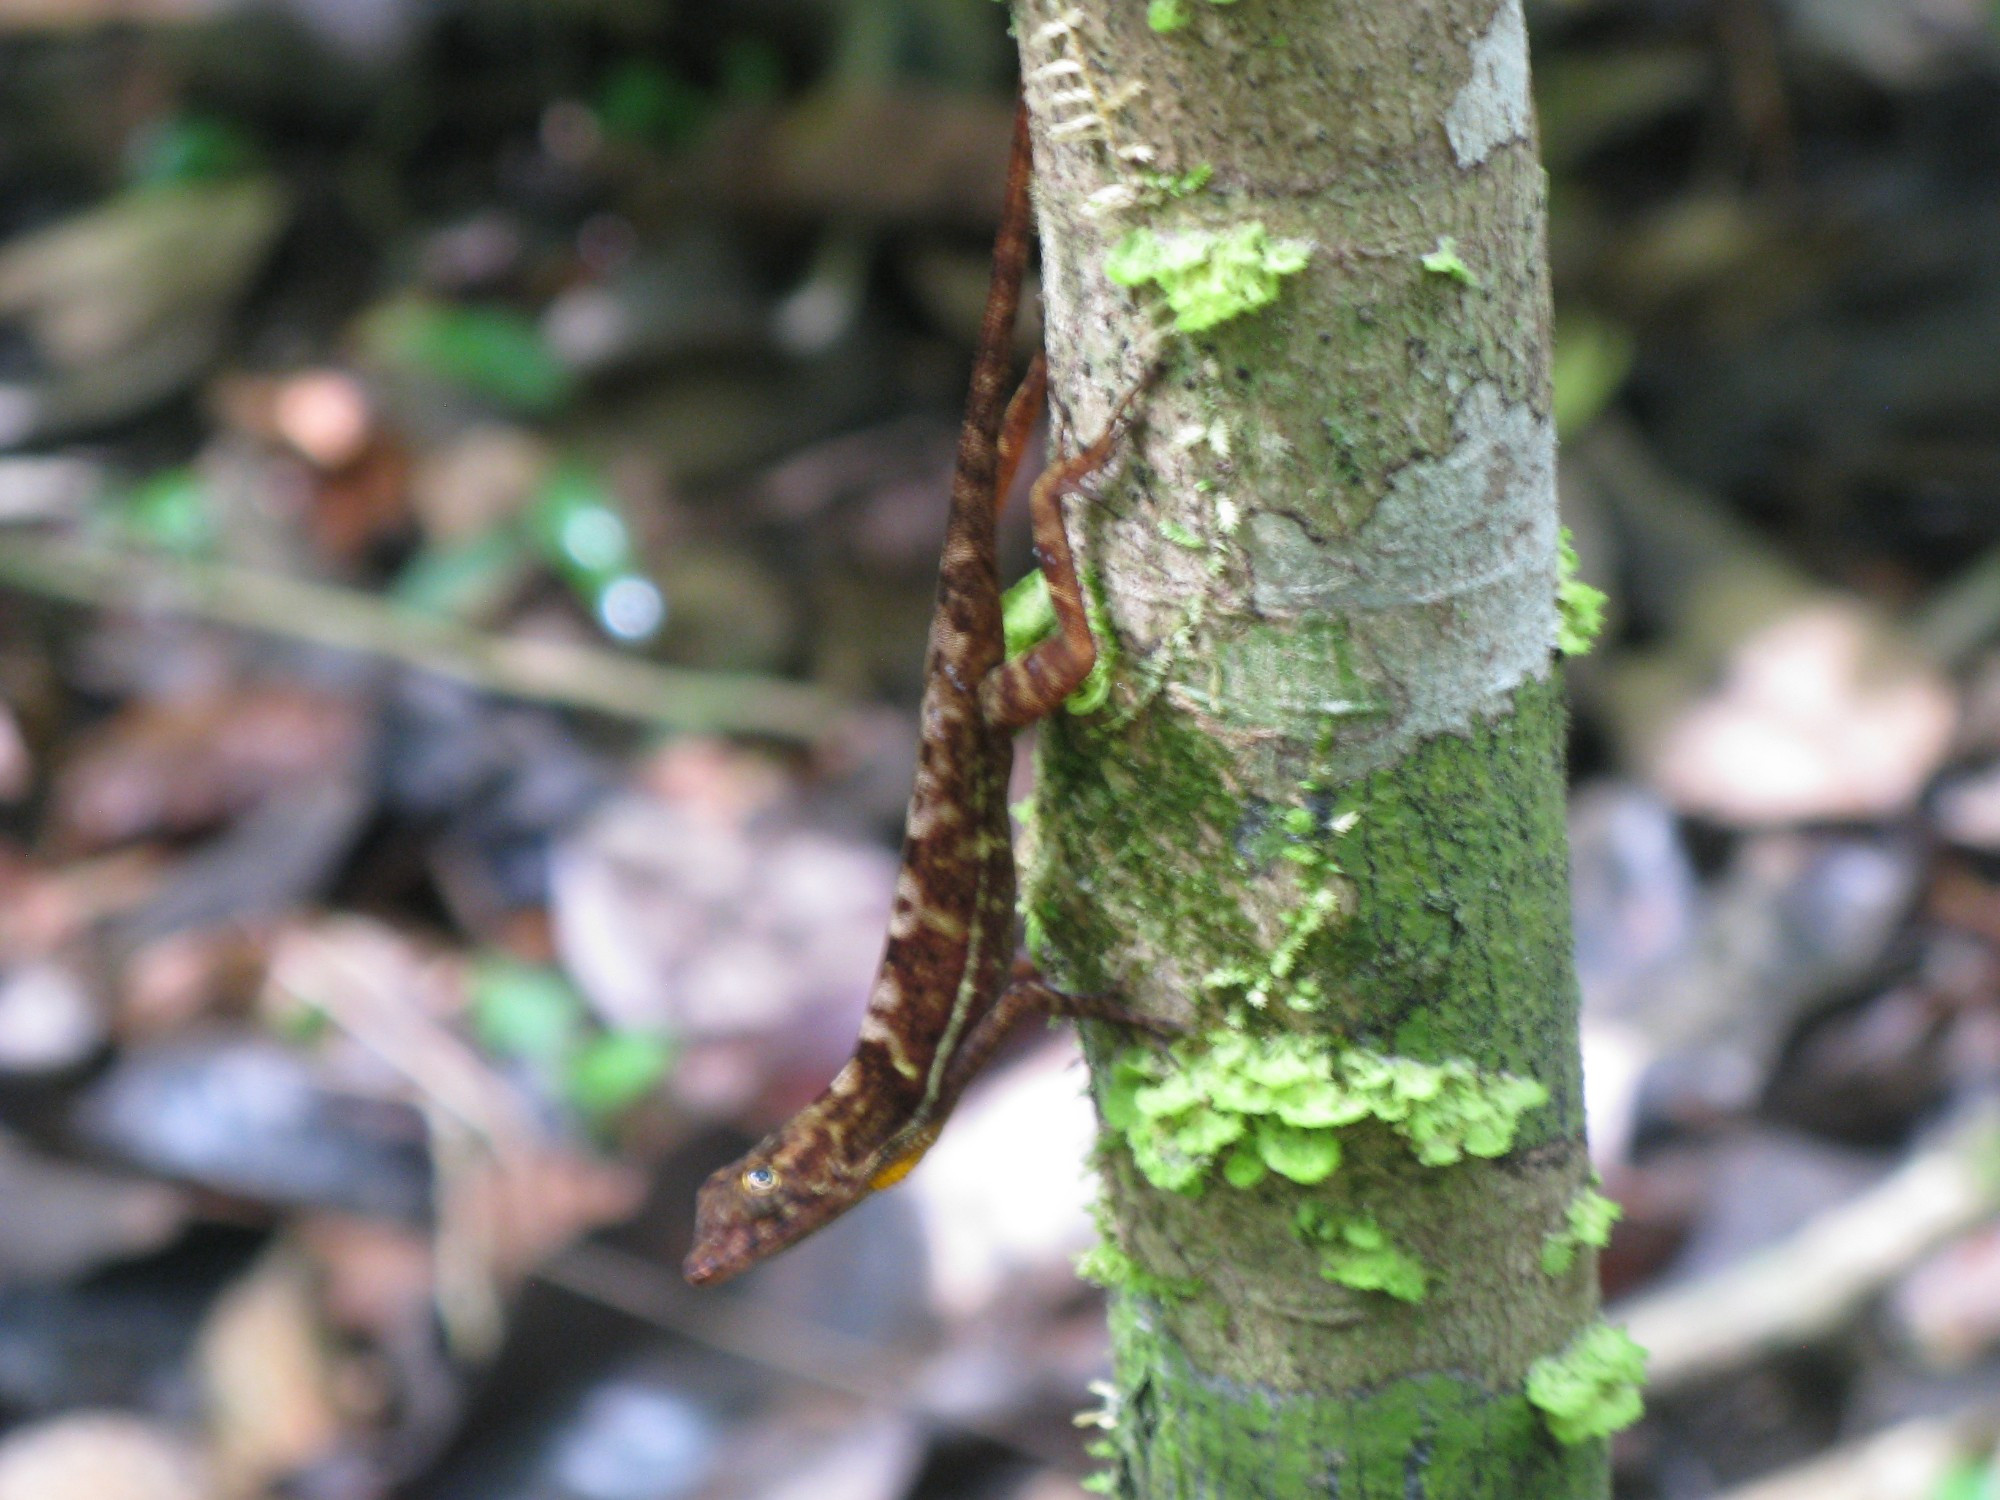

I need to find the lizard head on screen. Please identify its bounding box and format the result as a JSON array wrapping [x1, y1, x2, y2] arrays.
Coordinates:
[[682, 1130, 861, 1287]]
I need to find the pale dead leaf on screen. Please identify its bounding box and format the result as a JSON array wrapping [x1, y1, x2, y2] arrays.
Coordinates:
[[0, 1413, 210, 1500], [1649, 603, 1956, 824], [197, 1248, 343, 1500]]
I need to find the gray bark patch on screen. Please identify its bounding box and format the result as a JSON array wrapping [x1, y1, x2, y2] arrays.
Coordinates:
[[1445, 0, 1532, 168], [1238, 380, 1557, 778]]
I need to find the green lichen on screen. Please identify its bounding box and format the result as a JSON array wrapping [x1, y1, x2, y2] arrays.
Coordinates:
[[1147, 0, 1237, 30], [1200, 880, 1342, 1013], [1104, 222, 1312, 333], [1541, 1181, 1622, 1276], [1199, 796, 1355, 1013], [1100, 1030, 1549, 1195], [999, 567, 1119, 713], [1557, 527, 1607, 656], [1295, 1202, 1428, 1303], [1526, 1322, 1648, 1446], [1421, 235, 1480, 287], [1142, 163, 1214, 199]]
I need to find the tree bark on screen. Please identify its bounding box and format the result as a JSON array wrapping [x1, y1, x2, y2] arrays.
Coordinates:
[[1011, 1, 1609, 1494]]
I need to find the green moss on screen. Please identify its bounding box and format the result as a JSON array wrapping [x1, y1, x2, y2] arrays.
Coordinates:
[[1097, 1296, 1610, 1498], [1180, 778, 1360, 1014], [1313, 673, 1584, 1139], [1557, 527, 1607, 656], [1421, 236, 1480, 287], [1526, 1322, 1647, 1446], [1295, 1202, 1428, 1303], [1102, 1030, 1548, 1195], [1105, 222, 1312, 333], [1026, 707, 1256, 998], [1542, 1181, 1622, 1276], [1077, 1238, 1204, 1303]]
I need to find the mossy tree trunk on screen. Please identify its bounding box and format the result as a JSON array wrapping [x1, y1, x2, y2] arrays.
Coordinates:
[[1012, 2, 1621, 1495]]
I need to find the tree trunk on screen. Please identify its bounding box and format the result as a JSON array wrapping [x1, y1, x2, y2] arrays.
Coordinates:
[[1011, 1, 1621, 1495]]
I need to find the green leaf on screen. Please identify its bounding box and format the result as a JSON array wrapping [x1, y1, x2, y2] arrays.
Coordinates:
[[361, 297, 573, 413], [595, 60, 710, 149], [1552, 314, 1635, 437], [1272, 1079, 1366, 1129], [1002, 569, 1058, 659], [1557, 527, 1609, 656], [1105, 222, 1312, 333], [1319, 1217, 1428, 1302], [127, 113, 257, 187], [1242, 1038, 1324, 1090], [115, 468, 214, 556], [1166, 1102, 1247, 1157], [1099, 1051, 1158, 1131], [1544, 1184, 1623, 1275], [391, 528, 533, 619], [565, 1030, 675, 1118], [1130, 1130, 1210, 1194], [1419, 236, 1479, 287], [1147, 0, 1192, 30], [469, 955, 583, 1063], [1930, 1460, 1993, 1500], [1255, 1119, 1342, 1184], [1221, 1145, 1268, 1189], [1526, 1323, 1648, 1446], [1134, 1070, 1205, 1120]]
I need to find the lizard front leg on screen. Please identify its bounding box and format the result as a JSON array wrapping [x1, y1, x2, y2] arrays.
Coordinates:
[[981, 373, 1152, 732], [931, 959, 1181, 1117]]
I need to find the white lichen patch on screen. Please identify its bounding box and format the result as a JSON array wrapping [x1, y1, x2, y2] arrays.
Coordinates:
[[1236, 380, 1558, 779], [1445, 0, 1533, 168]]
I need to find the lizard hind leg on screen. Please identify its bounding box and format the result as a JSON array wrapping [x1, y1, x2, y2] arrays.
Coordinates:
[[980, 378, 1148, 732], [993, 353, 1049, 520], [933, 960, 1181, 1115]]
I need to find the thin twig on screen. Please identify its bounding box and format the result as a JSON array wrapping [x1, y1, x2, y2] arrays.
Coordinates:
[[0, 532, 839, 742], [1614, 1104, 2000, 1392], [1716, 1406, 1999, 1500]]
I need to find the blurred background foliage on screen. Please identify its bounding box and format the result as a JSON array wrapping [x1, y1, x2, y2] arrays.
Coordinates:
[[5, 1, 2000, 1498]]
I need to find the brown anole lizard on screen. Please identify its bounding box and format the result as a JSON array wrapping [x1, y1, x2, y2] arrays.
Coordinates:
[[684, 99, 1158, 1287]]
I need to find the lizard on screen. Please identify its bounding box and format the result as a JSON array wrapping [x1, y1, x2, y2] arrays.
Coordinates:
[[683, 97, 1160, 1287]]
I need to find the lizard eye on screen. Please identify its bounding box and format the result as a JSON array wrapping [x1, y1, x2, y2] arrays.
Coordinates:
[[741, 1165, 780, 1196]]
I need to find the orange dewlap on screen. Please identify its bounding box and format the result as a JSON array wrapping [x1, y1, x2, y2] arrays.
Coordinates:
[[869, 1123, 943, 1190]]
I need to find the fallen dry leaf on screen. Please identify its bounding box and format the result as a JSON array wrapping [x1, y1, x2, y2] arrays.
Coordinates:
[[1647, 603, 1956, 824], [0, 1413, 211, 1500], [52, 686, 368, 853], [197, 1248, 345, 1500]]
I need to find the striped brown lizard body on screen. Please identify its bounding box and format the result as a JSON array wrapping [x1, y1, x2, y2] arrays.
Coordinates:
[[683, 100, 1155, 1287]]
